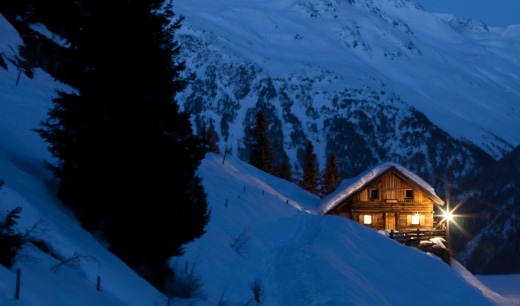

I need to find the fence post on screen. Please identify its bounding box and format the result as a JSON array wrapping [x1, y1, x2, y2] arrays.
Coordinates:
[[96, 275, 101, 291], [221, 149, 227, 165], [416, 228, 420, 243], [15, 69, 22, 87], [390, 230, 394, 239], [15, 268, 20, 299]]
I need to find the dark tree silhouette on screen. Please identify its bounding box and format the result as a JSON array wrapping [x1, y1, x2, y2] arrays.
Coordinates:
[[276, 159, 294, 182], [249, 110, 275, 174], [299, 140, 320, 194], [322, 153, 341, 196], [34, 0, 209, 292], [202, 120, 221, 155], [0, 181, 24, 269]]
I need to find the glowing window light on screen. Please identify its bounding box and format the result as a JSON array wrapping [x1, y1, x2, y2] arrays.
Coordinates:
[[411, 213, 420, 225], [363, 215, 372, 224]]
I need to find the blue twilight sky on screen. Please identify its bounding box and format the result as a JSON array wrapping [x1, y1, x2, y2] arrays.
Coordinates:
[[416, 0, 520, 27]]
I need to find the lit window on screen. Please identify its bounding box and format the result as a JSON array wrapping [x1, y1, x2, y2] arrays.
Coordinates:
[[363, 215, 372, 224], [405, 189, 414, 199], [411, 213, 420, 225], [370, 189, 379, 200]]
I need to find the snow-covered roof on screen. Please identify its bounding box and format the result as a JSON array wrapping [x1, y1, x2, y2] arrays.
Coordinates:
[[318, 162, 444, 215]]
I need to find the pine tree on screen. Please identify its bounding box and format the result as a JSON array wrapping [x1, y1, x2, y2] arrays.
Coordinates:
[[299, 140, 320, 194], [0, 181, 24, 269], [0, 54, 6, 70], [249, 110, 275, 174], [202, 120, 221, 155], [276, 159, 293, 182], [322, 153, 341, 196], [34, 0, 209, 291]]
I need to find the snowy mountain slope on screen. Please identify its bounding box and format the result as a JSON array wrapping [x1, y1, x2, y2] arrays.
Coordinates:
[[173, 0, 520, 163], [0, 6, 519, 306]]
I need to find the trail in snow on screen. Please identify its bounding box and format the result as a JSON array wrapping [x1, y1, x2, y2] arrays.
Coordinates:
[[262, 214, 323, 305]]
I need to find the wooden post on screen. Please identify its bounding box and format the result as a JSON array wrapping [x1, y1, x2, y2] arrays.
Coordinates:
[[390, 230, 394, 239], [15, 69, 22, 87], [15, 268, 20, 299], [221, 149, 227, 165], [96, 275, 101, 291], [446, 219, 451, 249]]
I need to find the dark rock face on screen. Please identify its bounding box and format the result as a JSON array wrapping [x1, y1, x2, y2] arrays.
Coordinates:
[[177, 33, 493, 192], [456, 146, 520, 274]]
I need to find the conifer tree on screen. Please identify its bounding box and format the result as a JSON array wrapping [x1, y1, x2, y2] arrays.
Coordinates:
[[0, 54, 6, 70], [249, 109, 275, 174], [0, 181, 24, 269], [299, 140, 320, 194], [276, 159, 294, 182], [322, 153, 341, 196], [35, 0, 209, 291], [0, 206, 25, 269], [202, 120, 221, 155]]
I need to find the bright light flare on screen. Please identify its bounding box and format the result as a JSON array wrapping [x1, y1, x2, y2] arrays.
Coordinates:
[[436, 207, 454, 224], [435, 194, 477, 242]]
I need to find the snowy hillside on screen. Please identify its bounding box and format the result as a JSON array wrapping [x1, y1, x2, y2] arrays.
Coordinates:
[[177, 153, 500, 305], [173, 0, 520, 162]]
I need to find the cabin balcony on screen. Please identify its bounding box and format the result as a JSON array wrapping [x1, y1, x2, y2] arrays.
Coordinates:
[[388, 228, 447, 246]]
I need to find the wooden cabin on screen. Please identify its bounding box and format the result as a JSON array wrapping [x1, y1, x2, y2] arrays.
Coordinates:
[[318, 162, 444, 231]]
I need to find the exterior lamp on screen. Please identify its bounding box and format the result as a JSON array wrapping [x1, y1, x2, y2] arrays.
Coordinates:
[[443, 210, 453, 221]]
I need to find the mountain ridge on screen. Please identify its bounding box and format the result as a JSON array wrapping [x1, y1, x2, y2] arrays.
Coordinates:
[[174, 0, 520, 163]]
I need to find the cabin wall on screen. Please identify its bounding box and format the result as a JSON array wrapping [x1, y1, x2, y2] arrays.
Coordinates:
[[329, 171, 437, 231], [358, 172, 432, 203]]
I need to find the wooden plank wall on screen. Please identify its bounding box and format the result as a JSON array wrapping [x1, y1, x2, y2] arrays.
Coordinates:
[[359, 171, 431, 203]]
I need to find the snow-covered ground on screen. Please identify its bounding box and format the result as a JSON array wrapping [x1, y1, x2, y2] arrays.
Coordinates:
[[1, 9, 520, 306]]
